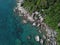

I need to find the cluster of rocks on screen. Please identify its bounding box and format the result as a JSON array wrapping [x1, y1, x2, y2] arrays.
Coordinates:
[[14, 0, 57, 45], [45, 25, 57, 45]]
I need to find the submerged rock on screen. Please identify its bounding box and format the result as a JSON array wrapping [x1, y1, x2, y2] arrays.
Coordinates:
[[27, 35, 31, 40], [39, 30, 41, 33], [40, 39, 43, 45], [32, 22, 36, 26], [43, 35, 46, 39], [35, 35, 40, 42], [22, 20, 27, 24]]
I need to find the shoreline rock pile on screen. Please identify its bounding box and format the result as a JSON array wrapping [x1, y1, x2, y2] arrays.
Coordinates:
[[14, 0, 57, 45]]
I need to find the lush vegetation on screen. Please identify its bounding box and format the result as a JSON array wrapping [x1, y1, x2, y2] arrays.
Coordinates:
[[22, 0, 60, 45], [22, 0, 56, 13], [44, 2, 60, 45]]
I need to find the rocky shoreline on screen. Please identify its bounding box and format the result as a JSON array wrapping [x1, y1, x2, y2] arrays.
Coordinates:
[[14, 0, 57, 45]]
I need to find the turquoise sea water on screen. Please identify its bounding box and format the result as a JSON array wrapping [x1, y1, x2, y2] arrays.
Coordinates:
[[15, 16, 44, 45], [0, 0, 45, 45], [0, 0, 16, 45]]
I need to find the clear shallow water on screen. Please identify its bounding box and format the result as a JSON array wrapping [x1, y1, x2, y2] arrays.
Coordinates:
[[15, 16, 44, 45], [0, 0, 45, 45]]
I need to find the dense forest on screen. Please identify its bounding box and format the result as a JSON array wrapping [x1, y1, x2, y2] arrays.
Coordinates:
[[22, 0, 60, 45]]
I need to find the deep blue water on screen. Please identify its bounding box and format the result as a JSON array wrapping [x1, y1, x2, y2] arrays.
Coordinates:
[[0, 0, 45, 45]]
